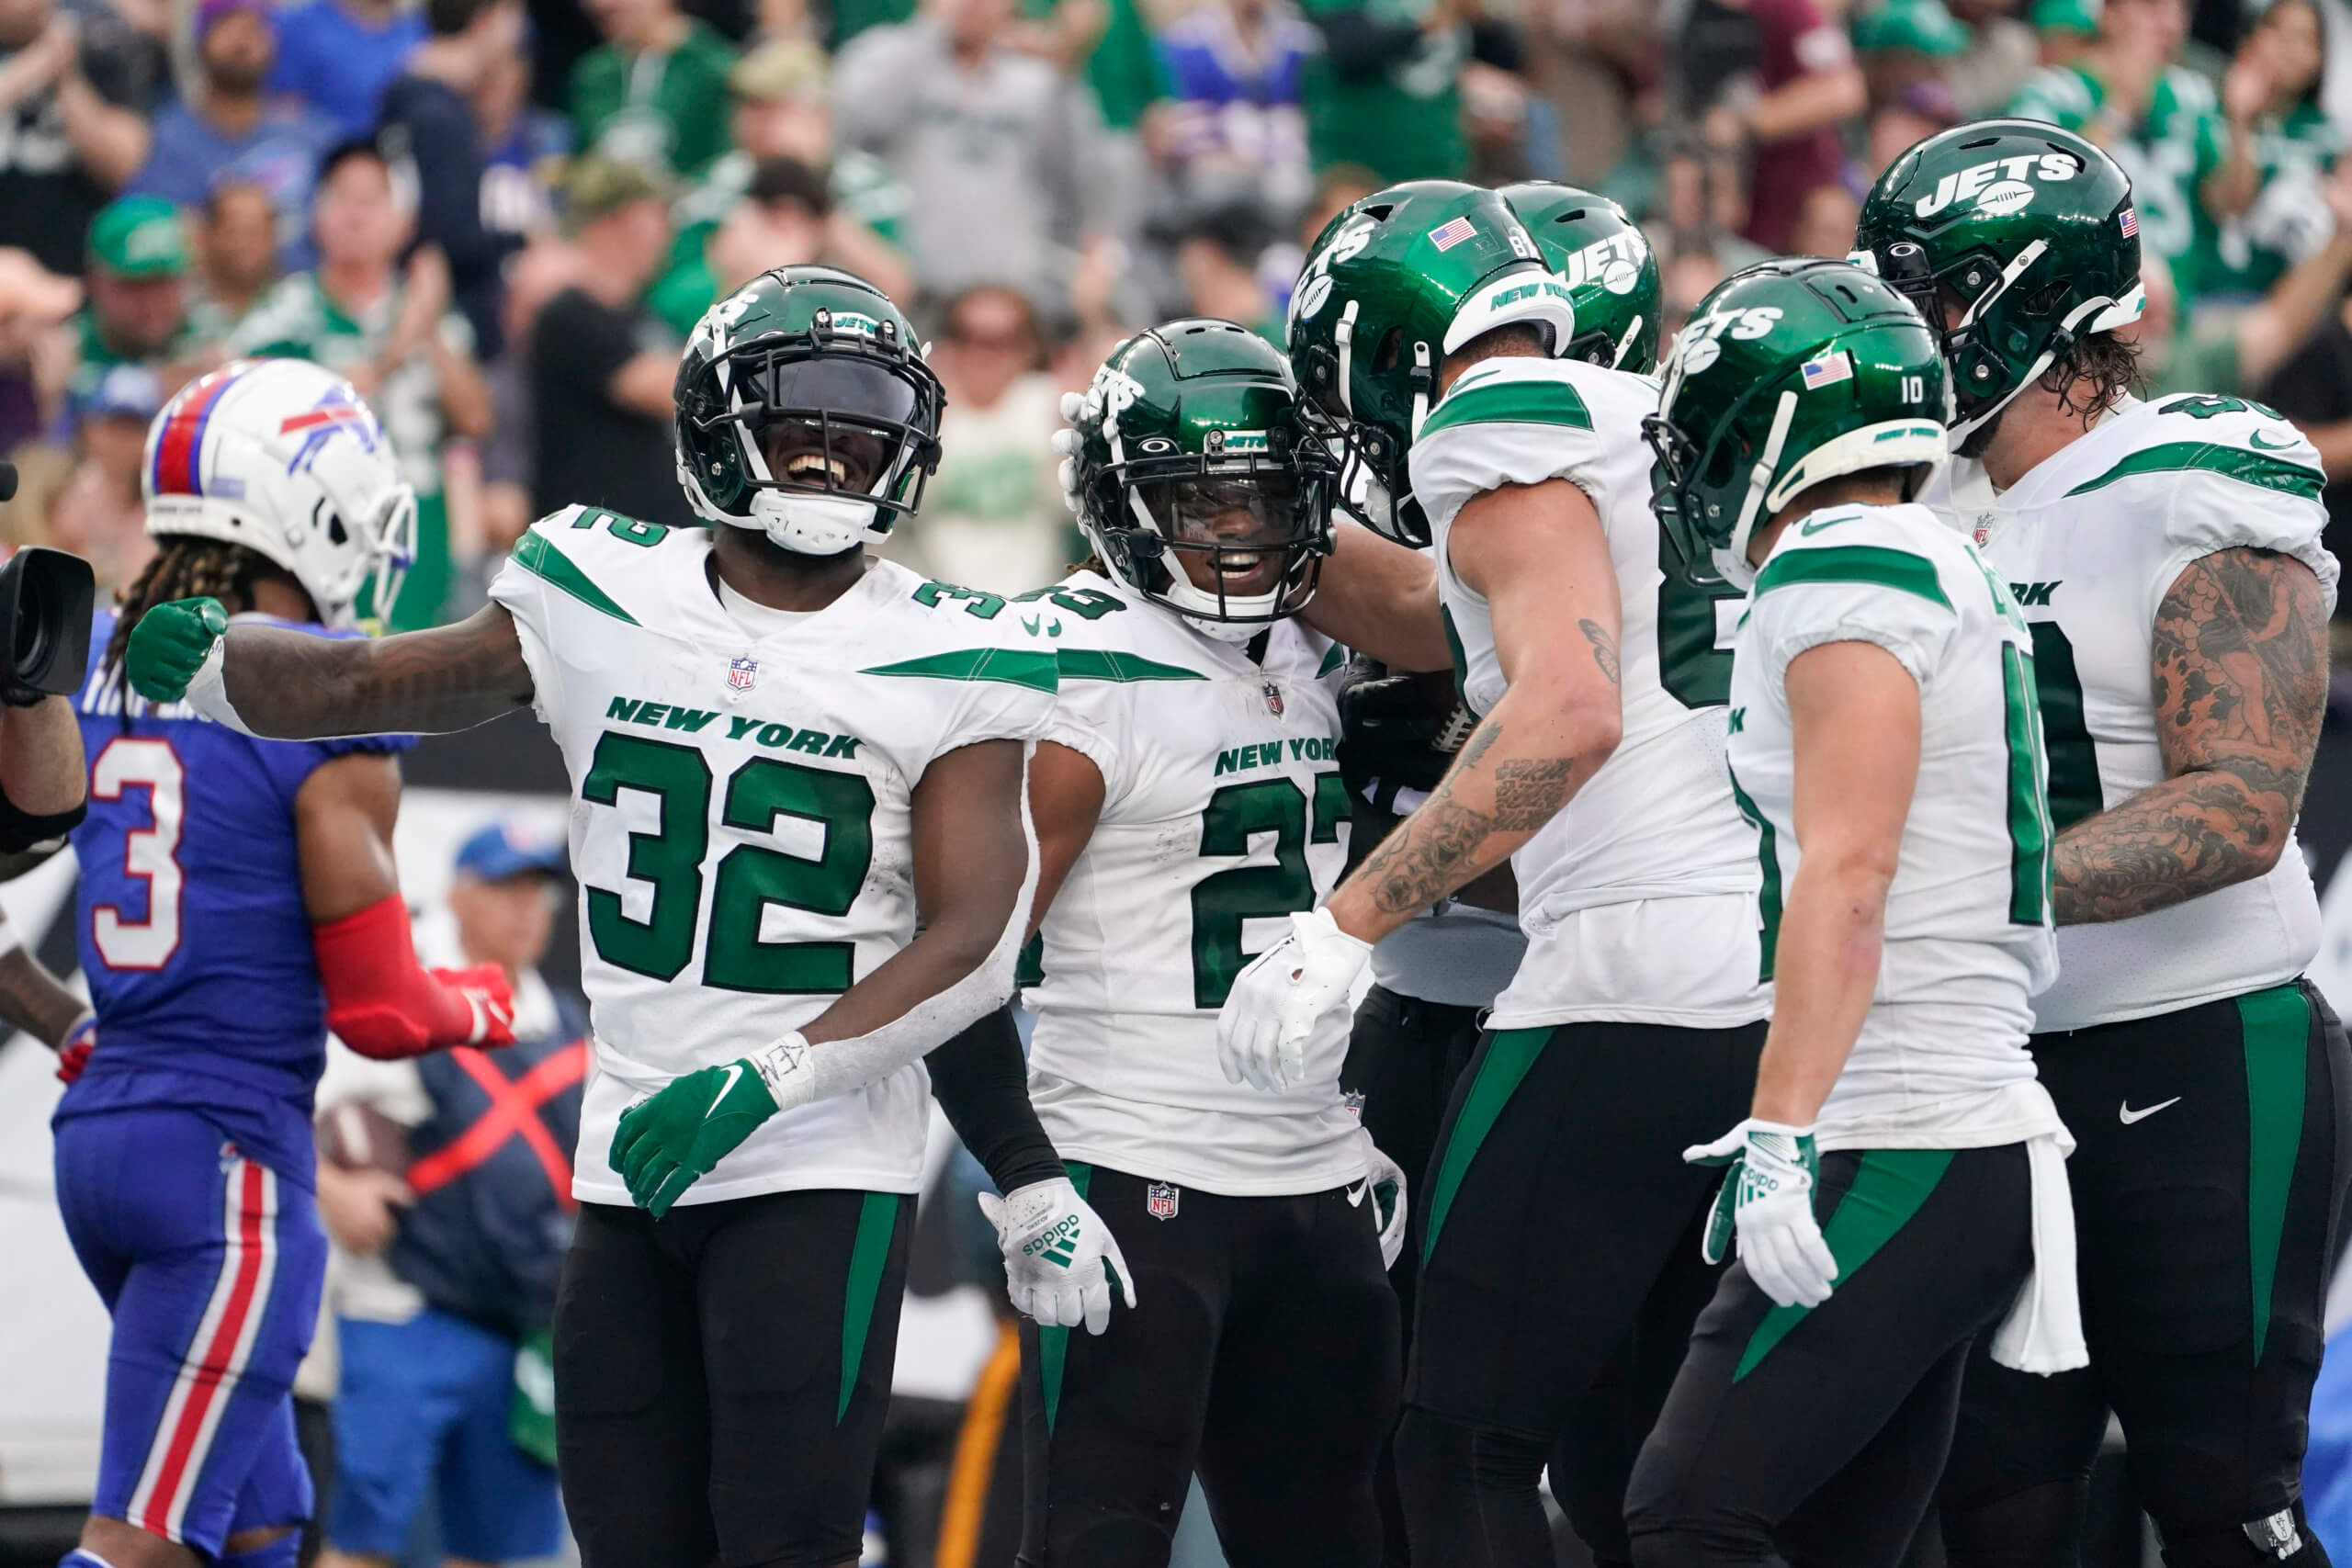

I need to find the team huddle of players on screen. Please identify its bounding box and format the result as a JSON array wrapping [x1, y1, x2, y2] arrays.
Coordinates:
[[37, 110, 2347, 1568]]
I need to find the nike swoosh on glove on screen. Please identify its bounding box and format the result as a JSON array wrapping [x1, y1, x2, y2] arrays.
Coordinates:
[[1685, 1118, 1838, 1308], [1357, 1135, 1409, 1269], [1215, 907, 1371, 1092], [431, 964, 516, 1048], [611, 1041, 800, 1218], [978, 1175, 1136, 1335]]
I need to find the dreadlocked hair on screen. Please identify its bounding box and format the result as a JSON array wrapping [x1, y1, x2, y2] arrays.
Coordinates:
[[102, 537, 283, 694], [2041, 328, 2142, 423]]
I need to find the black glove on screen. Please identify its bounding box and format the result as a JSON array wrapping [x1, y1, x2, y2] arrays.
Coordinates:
[[1336, 656, 1474, 807]]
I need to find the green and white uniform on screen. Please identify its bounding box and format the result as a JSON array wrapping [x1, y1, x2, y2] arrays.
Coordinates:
[[1022, 569, 1365, 1193], [1939, 393, 2340, 1032], [1929, 402, 2350, 1567], [1726, 502, 2061, 1149], [1408, 355, 1764, 1027], [486, 509, 1057, 1206]]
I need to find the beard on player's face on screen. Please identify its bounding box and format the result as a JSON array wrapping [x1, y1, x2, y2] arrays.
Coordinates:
[[1957, 399, 2006, 461]]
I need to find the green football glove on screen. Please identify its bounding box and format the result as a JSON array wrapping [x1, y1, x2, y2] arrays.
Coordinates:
[[611, 1036, 807, 1216], [126, 597, 227, 704]]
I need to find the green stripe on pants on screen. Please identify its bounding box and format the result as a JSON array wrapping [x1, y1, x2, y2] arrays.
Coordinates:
[[1037, 1161, 1092, 1433], [1734, 1148, 1954, 1382], [839, 1191, 901, 1423], [2242, 982, 2312, 1363], [1422, 1028, 1553, 1264]]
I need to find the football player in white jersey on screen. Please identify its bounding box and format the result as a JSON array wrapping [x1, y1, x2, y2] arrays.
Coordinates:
[[1211, 180, 1770, 1568], [1012, 319, 1410, 1564], [1625, 256, 2079, 1568], [1857, 123, 2350, 1568], [117, 266, 1131, 1568]]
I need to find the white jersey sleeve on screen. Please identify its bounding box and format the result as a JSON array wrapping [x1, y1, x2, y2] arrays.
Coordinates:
[[1741, 508, 1962, 691], [2136, 410, 2340, 627], [1408, 357, 1623, 537], [487, 505, 600, 732]]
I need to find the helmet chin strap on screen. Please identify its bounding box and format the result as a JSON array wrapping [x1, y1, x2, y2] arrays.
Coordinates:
[[1720, 389, 1800, 592], [1610, 319, 1644, 370], [748, 490, 883, 555]]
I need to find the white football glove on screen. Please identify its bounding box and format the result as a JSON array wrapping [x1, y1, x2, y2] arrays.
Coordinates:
[[1356, 1135, 1409, 1269], [1215, 907, 1372, 1092], [978, 1176, 1137, 1335], [1685, 1119, 1838, 1309], [1052, 392, 1087, 517]]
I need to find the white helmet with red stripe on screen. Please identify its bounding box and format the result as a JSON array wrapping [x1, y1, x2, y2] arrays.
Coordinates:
[[142, 358, 416, 630]]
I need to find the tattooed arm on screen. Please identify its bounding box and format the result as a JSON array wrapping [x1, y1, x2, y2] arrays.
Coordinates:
[[220, 604, 537, 738], [2052, 547, 2329, 925], [1323, 478, 1623, 944]]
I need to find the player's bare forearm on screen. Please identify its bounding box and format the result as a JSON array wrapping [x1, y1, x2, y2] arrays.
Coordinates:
[[800, 739, 1030, 1046], [221, 604, 536, 738], [1324, 476, 1623, 942], [2052, 547, 2325, 924], [1753, 641, 1917, 1124], [1324, 681, 1614, 942], [0, 947, 86, 1046], [0, 696, 85, 818], [1300, 521, 1452, 671], [1749, 860, 1884, 1125]]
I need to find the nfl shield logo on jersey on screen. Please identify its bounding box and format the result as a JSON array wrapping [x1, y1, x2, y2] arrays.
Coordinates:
[[1148, 1182, 1181, 1221], [727, 656, 759, 695], [1262, 680, 1283, 716]]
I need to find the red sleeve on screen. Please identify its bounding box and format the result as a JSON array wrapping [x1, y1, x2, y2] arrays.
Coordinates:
[[314, 895, 516, 1059]]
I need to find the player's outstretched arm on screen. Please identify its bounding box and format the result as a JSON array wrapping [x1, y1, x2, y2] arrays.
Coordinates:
[[295, 753, 516, 1059], [2052, 547, 2328, 925], [1215, 477, 1622, 1092], [1690, 640, 1919, 1311], [614, 738, 1040, 1216], [1300, 520, 1454, 672], [1329, 477, 1623, 944], [126, 599, 534, 739]]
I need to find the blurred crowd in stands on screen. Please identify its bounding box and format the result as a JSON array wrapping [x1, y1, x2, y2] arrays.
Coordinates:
[[0, 0, 2346, 644]]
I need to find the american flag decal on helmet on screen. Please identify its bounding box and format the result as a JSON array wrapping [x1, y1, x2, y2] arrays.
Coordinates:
[[1427, 216, 1477, 253], [2118, 208, 2138, 238]]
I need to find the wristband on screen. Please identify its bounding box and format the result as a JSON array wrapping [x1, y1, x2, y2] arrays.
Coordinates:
[[183, 635, 262, 738], [749, 1030, 815, 1112]]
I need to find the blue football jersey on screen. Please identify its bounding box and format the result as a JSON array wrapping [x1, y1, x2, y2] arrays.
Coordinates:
[[54, 610, 413, 1185]]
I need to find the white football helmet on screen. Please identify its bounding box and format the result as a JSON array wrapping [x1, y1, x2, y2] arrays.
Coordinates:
[[141, 358, 416, 629]]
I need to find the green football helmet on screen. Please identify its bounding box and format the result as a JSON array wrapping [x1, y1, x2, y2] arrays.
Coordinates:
[[1497, 182, 1661, 373], [673, 265, 944, 555], [1286, 180, 1575, 546], [1853, 118, 2142, 441], [1646, 258, 1951, 589], [1069, 320, 1337, 638]]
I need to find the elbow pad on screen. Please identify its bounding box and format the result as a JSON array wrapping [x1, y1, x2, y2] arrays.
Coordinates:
[[315, 894, 516, 1059]]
